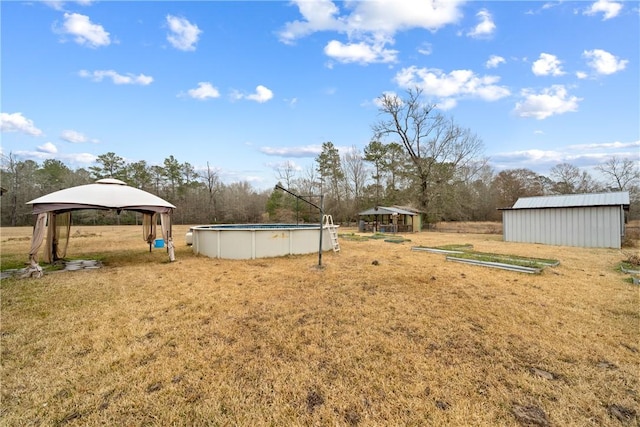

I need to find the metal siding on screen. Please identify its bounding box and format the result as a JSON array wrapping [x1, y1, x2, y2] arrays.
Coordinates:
[[574, 208, 583, 247], [594, 207, 604, 247], [502, 206, 622, 248], [585, 208, 592, 246], [568, 209, 576, 246], [555, 209, 564, 246]]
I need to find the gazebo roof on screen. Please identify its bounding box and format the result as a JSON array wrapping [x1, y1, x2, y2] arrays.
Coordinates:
[[359, 206, 418, 216], [27, 178, 175, 214]]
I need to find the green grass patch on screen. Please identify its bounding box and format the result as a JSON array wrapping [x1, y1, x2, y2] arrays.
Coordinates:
[[0, 258, 28, 271], [463, 251, 558, 266], [337, 232, 409, 243], [368, 232, 395, 239], [338, 233, 370, 242], [413, 244, 559, 270], [446, 251, 557, 269], [384, 237, 411, 244], [619, 262, 640, 273], [434, 244, 474, 251]]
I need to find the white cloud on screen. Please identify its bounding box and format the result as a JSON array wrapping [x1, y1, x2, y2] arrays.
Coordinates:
[[372, 91, 400, 109], [532, 53, 565, 76], [44, 1, 67, 10], [37, 142, 58, 154], [187, 82, 220, 100], [491, 139, 639, 173], [393, 66, 510, 107], [584, 0, 623, 20], [79, 69, 153, 85], [166, 15, 201, 51], [259, 145, 322, 158], [0, 112, 43, 136], [576, 71, 588, 79], [248, 85, 274, 103], [417, 42, 432, 56], [324, 39, 398, 64], [279, 0, 464, 43], [13, 150, 54, 160], [568, 140, 640, 150], [267, 160, 304, 172], [58, 12, 110, 48], [239, 85, 274, 103], [45, 0, 95, 10], [61, 129, 87, 143], [495, 149, 565, 163], [286, 97, 298, 107], [12, 150, 97, 164], [467, 9, 496, 38], [583, 49, 628, 75], [514, 85, 582, 120], [64, 152, 97, 164], [344, 0, 464, 34], [485, 55, 505, 69], [278, 0, 342, 43], [279, 0, 463, 65], [436, 98, 458, 111]]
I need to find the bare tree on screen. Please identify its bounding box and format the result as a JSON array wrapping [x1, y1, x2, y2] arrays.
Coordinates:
[[1, 153, 39, 226], [372, 88, 484, 219], [595, 156, 640, 191], [550, 162, 599, 194], [202, 162, 221, 222], [291, 165, 322, 222], [492, 168, 545, 208], [275, 160, 299, 189], [342, 146, 369, 221], [343, 146, 368, 201]]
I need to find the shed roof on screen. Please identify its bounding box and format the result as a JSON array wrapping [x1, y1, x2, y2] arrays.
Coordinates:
[[359, 206, 419, 216], [510, 191, 630, 210]]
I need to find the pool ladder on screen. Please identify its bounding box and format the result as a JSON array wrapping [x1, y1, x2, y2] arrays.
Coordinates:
[[323, 215, 340, 252]]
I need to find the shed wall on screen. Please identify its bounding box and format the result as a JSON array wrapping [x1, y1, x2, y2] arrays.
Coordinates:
[[503, 206, 623, 248]]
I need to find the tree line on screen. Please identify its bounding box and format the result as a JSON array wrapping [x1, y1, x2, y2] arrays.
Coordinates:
[[2, 89, 638, 227]]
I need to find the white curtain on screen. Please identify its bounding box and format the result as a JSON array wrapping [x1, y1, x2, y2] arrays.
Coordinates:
[[160, 212, 175, 262], [142, 213, 157, 244], [44, 212, 71, 263], [23, 213, 48, 278]]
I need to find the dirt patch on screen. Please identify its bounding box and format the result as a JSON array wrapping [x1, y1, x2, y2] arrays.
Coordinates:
[[512, 404, 550, 426]]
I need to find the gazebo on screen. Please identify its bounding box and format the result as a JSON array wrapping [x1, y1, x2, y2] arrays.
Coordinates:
[[24, 178, 176, 277], [358, 206, 422, 233]]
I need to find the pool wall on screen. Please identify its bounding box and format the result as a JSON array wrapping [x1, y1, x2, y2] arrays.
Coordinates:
[[191, 224, 337, 259]]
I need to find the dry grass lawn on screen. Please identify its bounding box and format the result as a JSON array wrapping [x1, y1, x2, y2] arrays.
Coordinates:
[[1, 224, 638, 426]]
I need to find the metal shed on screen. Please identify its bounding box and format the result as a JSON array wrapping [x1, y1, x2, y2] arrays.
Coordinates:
[[501, 192, 630, 248]]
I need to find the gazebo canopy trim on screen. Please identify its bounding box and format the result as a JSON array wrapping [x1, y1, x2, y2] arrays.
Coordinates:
[[27, 178, 175, 214]]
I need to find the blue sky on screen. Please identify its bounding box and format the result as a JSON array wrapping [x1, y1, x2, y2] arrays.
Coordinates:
[[2, 0, 638, 189]]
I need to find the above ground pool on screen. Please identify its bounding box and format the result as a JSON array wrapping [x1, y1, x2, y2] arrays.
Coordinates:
[[189, 224, 337, 259]]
